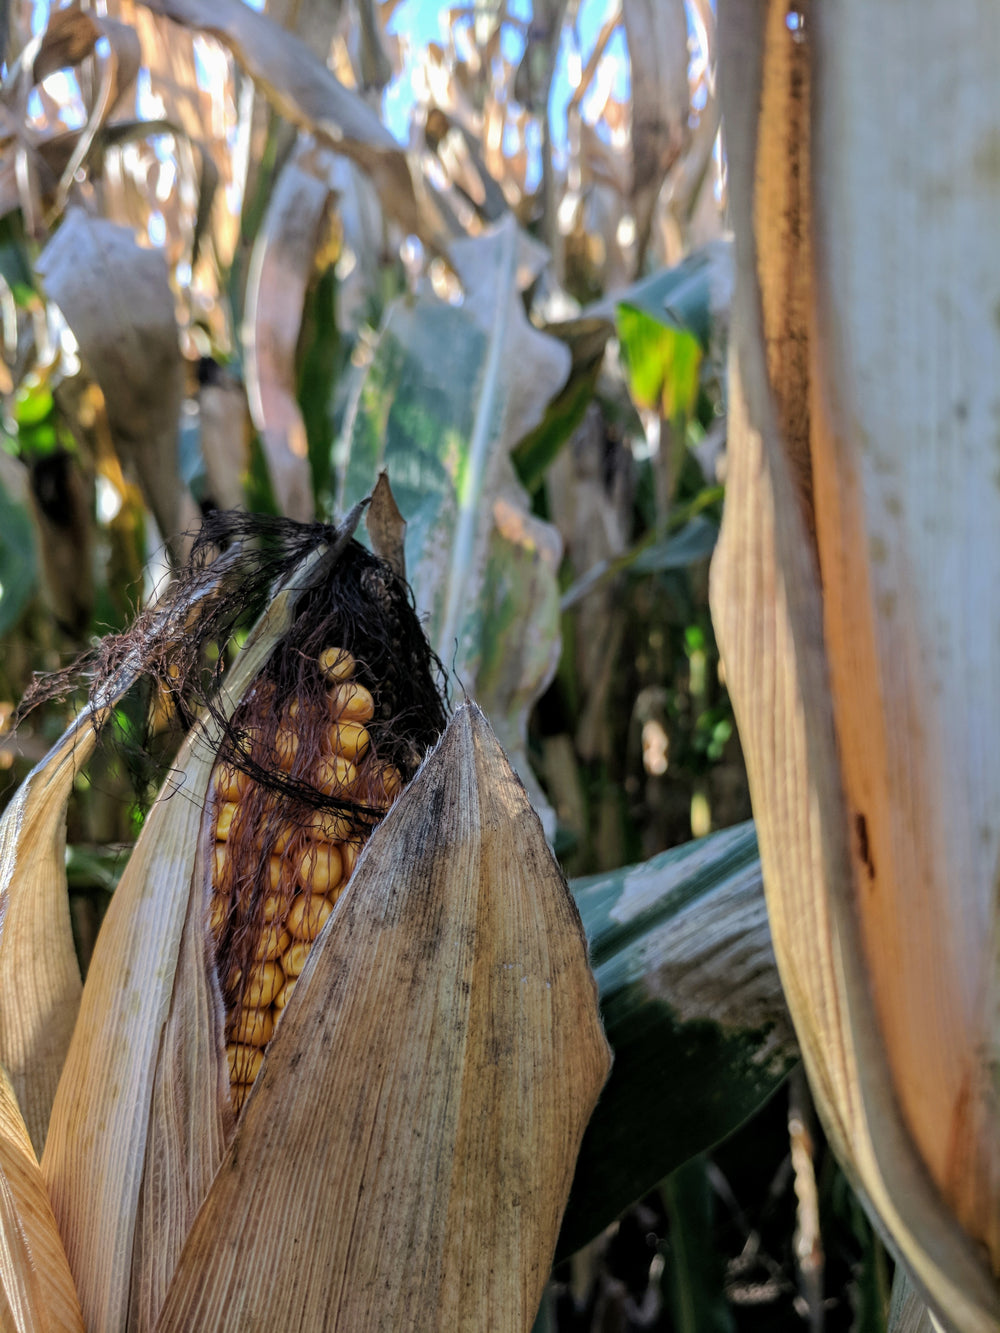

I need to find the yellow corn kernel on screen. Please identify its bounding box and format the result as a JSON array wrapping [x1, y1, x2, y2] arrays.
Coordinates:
[[266, 856, 286, 893], [262, 892, 283, 922], [297, 841, 342, 894], [287, 893, 334, 942], [339, 840, 358, 882], [215, 801, 239, 841], [282, 940, 312, 979], [318, 647, 356, 682], [254, 924, 291, 962], [227, 1043, 264, 1084], [231, 1006, 275, 1048], [215, 762, 250, 802], [371, 763, 403, 806], [324, 720, 370, 762], [309, 808, 352, 843], [314, 754, 358, 794], [209, 893, 229, 935], [213, 842, 228, 882], [243, 959, 284, 1008], [328, 681, 375, 723], [272, 823, 300, 856], [273, 980, 295, 1011], [274, 726, 299, 771]]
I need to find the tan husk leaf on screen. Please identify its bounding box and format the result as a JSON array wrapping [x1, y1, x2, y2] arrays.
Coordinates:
[[155, 702, 611, 1331], [0, 714, 89, 1158], [40, 543, 335, 1333], [366, 469, 407, 581], [0, 534, 245, 1157], [0, 1066, 84, 1332], [711, 2, 1000, 1326]]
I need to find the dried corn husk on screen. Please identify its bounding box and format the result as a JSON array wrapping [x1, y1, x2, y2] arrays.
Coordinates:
[[0, 1068, 83, 1331], [712, 3, 1000, 1327], [8, 512, 610, 1331], [156, 702, 609, 1330], [0, 541, 245, 1156], [41, 541, 332, 1330]]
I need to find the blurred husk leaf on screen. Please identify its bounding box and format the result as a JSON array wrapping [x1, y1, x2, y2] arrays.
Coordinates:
[[0, 513, 609, 1329], [713, 2, 1000, 1327]]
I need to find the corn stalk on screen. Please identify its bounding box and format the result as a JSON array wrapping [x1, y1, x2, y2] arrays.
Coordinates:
[[712, 2, 1000, 1328]]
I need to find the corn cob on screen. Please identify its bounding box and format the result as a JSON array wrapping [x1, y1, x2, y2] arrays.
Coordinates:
[[208, 645, 403, 1113]]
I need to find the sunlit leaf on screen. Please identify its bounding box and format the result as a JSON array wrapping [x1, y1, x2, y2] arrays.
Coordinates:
[[338, 217, 570, 828], [617, 302, 702, 422]]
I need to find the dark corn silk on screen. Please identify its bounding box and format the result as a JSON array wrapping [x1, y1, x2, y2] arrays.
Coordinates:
[[18, 508, 446, 1117], [204, 540, 447, 1113]]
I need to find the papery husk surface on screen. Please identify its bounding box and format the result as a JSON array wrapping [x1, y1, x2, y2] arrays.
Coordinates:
[[0, 543, 246, 1156], [0, 1067, 83, 1332], [155, 703, 611, 1331], [0, 715, 89, 1157], [712, 2, 1000, 1327], [41, 545, 332, 1333]]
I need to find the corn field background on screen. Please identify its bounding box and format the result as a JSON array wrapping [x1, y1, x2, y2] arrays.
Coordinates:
[[0, 1, 901, 1329]]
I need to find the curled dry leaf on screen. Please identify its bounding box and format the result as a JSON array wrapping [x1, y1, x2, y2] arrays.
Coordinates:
[[36, 209, 195, 555], [0, 5, 140, 229]]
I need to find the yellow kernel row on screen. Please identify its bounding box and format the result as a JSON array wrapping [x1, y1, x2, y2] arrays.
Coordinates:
[[211, 645, 402, 1115]]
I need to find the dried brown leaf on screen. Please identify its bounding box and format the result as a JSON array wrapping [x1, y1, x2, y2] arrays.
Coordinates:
[[36, 209, 194, 554], [138, 0, 437, 241], [622, 0, 689, 264], [0, 715, 89, 1155], [156, 703, 611, 1330]]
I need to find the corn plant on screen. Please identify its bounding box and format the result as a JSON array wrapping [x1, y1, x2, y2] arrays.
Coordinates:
[[0, 2, 869, 1329]]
